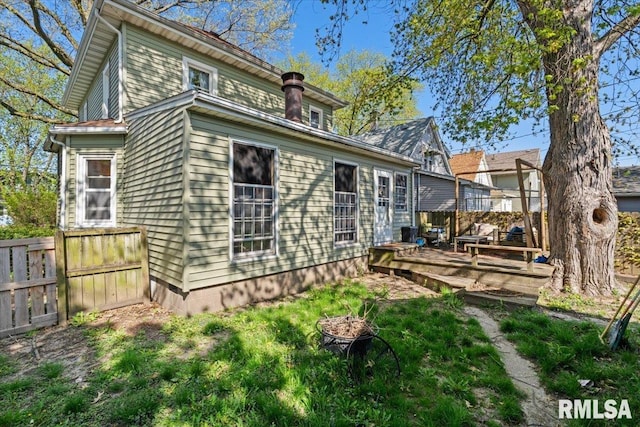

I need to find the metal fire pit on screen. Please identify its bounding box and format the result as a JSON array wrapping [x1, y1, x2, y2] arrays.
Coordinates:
[[316, 317, 400, 381]]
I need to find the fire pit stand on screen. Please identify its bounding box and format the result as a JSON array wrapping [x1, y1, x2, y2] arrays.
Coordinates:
[[316, 316, 400, 381]]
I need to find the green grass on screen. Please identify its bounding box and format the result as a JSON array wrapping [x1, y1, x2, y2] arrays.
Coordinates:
[[500, 309, 640, 426], [0, 279, 523, 426]]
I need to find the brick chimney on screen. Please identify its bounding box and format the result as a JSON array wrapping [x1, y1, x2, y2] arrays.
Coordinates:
[[281, 72, 305, 122]]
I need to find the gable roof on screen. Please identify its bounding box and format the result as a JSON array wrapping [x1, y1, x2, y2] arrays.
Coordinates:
[[449, 151, 485, 180], [485, 148, 541, 172], [613, 166, 640, 195], [63, 0, 347, 111], [357, 117, 448, 158]]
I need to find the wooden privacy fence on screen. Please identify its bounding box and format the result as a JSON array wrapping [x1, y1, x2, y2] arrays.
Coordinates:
[[56, 227, 150, 321], [0, 237, 57, 338]]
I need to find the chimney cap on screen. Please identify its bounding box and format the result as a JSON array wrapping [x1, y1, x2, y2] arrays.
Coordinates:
[[281, 71, 305, 92]]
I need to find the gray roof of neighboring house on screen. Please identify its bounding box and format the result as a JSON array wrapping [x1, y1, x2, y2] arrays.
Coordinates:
[[613, 166, 640, 195], [485, 148, 541, 171], [356, 117, 450, 158]]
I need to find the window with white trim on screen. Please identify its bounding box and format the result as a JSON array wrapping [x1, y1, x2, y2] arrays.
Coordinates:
[[232, 142, 276, 258], [183, 57, 218, 95], [334, 162, 358, 244], [394, 173, 408, 212], [101, 64, 110, 119], [76, 154, 116, 227], [309, 105, 323, 129]]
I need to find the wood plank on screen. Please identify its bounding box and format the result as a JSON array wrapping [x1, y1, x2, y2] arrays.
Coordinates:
[[12, 246, 29, 327], [0, 236, 54, 248], [104, 271, 117, 305], [140, 227, 151, 301], [65, 262, 141, 278], [29, 250, 45, 317], [55, 230, 68, 323], [0, 277, 56, 292], [0, 247, 11, 331], [44, 250, 56, 314], [94, 273, 106, 309]]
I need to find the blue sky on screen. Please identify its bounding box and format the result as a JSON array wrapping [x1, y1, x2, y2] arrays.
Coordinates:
[[284, 0, 638, 167]]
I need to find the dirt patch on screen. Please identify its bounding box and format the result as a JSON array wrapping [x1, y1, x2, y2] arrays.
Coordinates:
[[0, 303, 173, 387]]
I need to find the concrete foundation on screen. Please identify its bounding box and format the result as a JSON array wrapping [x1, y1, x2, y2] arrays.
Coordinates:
[[151, 256, 368, 316]]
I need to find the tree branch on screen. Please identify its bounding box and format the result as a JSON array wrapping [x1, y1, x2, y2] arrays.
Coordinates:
[[0, 76, 77, 116], [27, 0, 74, 68], [31, 0, 80, 51], [70, 0, 89, 27], [0, 99, 64, 124], [0, 35, 70, 75], [594, 12, 640, 59]]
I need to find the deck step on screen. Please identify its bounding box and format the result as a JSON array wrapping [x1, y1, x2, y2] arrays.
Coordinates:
[[414, 272, 477, 291]]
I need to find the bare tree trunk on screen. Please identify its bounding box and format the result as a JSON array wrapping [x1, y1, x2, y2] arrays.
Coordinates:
[[535, 3, 617, 295]]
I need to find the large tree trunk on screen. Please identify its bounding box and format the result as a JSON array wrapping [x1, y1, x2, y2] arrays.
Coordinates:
[[524, 1, 617, 295]]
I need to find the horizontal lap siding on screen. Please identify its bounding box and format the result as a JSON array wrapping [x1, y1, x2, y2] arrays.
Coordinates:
[[123, 25, 327, 122], [417, 174, 456, 211], [186, 113, 408, 290], [122, 108, 185, 286], [65, 135, 125, 228]]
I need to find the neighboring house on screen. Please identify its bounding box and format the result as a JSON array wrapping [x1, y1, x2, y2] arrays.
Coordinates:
[[449, 150, 493, 211], [613, 166, 640, 212], [358, 117, 458, 212], [44, 0, 419, 315], [485, 149, 542, 212]]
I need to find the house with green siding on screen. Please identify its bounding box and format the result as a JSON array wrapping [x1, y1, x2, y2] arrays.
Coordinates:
[[44, 0, 419, 315]]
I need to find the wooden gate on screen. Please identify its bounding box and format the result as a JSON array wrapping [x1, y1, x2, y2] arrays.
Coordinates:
[[0, 237, 57, 338], [56, 227, 150, 320]]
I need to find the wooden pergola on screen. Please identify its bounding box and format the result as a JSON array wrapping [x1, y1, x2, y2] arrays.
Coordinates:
[[454, 158, 547, 251]]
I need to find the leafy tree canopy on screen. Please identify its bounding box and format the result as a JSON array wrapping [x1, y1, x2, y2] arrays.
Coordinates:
[[280, 50, 422, 135]]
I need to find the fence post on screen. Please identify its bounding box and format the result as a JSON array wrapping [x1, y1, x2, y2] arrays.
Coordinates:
[[55, 230, 68, 324], [139, 226, 151, 303]]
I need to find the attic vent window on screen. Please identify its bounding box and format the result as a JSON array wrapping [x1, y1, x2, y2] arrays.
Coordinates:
[[310, 106, 323, 129], [182, 57, 218, 95]]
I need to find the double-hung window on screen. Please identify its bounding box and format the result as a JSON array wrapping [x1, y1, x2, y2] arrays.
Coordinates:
[[334, 162, 358, 244], [183, 57, 218, 95], [232, 142, 276, 258], [76, 154, 116, 227], [394, 173, 408, 212]]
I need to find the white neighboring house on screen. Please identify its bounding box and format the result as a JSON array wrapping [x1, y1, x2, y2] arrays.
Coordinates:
[[449, 150, 493, 211]]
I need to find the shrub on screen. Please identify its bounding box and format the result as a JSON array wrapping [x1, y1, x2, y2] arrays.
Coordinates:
[[1, 185, 56, 228]]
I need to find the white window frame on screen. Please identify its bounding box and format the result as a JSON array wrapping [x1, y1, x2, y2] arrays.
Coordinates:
[[333, 160, 359, 246], [309, 105, 323, 129], [76, 153, 117, 228], [101, 63, 110, 119], [394, 172, 408, 212], [182, 56, 218, 95], [229, 139, 278, 262]]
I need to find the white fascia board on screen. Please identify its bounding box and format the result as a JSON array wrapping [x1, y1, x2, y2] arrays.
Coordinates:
[[61, 0, 105, 106], [49, 125, 128, 135]]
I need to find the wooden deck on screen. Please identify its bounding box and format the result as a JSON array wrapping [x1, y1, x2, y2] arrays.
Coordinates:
[[369, 244, 553, 299]]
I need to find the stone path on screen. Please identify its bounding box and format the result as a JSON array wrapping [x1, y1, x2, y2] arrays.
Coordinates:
[[464, 306, 561, 427]]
